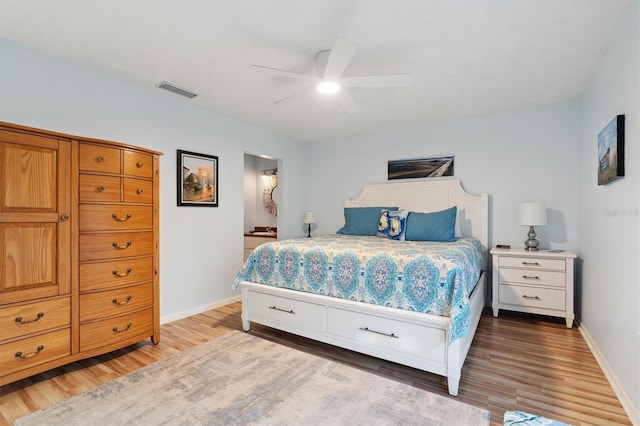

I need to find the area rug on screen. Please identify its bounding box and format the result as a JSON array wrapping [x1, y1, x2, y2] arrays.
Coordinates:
[[15, 331, 489, 425]]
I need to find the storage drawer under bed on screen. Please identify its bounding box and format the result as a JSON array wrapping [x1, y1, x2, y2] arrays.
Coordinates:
[[327, 307, 446, 363], [246, 290, 326, 332]]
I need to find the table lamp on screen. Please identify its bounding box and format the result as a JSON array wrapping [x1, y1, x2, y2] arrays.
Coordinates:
[[518, 202, 546, 251], [303, 211, 316, 238]]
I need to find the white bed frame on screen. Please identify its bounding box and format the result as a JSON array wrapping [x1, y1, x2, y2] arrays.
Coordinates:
[[240, 179, 488, 396]]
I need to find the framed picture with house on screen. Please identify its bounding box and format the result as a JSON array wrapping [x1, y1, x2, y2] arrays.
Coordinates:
[[177, 150, 219, 206]]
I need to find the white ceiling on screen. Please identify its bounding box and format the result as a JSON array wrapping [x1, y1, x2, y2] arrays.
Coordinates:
[[0, 0, 633, 142]]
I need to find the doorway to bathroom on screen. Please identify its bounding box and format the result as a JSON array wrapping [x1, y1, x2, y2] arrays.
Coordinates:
[[243, 153, 281, 260]]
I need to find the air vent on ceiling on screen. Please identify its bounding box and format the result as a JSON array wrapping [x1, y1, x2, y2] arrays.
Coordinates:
[[156, 81, 197, 99]]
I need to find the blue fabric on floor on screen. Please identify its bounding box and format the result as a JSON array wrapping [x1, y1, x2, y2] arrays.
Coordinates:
[[503, 410, 572, 426]]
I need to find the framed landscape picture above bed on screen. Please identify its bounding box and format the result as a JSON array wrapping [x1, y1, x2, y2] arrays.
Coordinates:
[[597, 114, 625, 186], [177, 150, 219, 207], [388, 155, 454, 180]]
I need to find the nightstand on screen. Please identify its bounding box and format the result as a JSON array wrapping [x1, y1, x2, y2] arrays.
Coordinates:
[[491, 248, 577, 328]]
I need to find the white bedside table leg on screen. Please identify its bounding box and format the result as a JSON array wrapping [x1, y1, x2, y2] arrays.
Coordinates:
[[492, 307, 499, 317], [565, 318, 573, 328]]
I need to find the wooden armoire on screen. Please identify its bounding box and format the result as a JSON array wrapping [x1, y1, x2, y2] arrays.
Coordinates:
[[0, 122, 161, 385]]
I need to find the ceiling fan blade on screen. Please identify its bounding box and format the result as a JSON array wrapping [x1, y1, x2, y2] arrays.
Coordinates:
[[274, 88, 314, 105], [336, 90, 361, 114], [323, 38, 359, 80], [340, 74, 412, 88], [251, 65, 316, 82]]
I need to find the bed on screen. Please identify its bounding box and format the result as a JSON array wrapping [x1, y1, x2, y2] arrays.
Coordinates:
[[233, 179, 488, 396]]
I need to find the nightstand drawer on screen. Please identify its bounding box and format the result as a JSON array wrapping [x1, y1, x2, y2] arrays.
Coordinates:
[[498, 269, 566, 288], [499, 284, 565, 311], [499, 257, 565, 271]]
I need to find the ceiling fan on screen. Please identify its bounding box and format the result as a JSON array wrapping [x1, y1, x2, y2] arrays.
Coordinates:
[[252, 38, 412, 114]]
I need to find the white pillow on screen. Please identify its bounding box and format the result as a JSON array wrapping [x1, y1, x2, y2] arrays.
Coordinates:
[[455, 209, 462, 238]]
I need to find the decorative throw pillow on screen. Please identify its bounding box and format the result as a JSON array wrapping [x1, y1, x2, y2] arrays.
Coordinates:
[[337, 206, 399, 236], [405, 206, 457, 242], [376, 209, 408, 240]]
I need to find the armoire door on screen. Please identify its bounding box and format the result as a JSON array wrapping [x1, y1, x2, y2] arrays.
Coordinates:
[[0, 128, 71, 304]]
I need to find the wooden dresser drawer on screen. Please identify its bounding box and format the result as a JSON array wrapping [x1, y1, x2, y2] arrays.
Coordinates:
[[123, 151, 153, 178], [499, 256, 565, 271], [327, 307, 446, 363], [80, 282, 153, 322], [79, 231, 154, 261], [80, 257, 153, 292], [79, 174, 121, 202], [0, 298, 70, 342], [0, 328, 70, 376], [79, 205, 153, 231], [247, 290, 326, 332], [498, 269, 566, 288], [123, 178, 153, 204], [80, 308, 153, 352], [498, 284, 565, 311], [79, 144, 121, 174]]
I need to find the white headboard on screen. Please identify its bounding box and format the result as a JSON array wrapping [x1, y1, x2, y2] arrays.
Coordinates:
[[345, 180, 489, 265]]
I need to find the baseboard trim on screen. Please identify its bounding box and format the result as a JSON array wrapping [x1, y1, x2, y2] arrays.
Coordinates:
[[579, 323, 639, 425], [160, 295, 241, 324]]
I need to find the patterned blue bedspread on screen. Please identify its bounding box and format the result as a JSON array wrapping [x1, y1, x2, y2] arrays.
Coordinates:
[[232, 235, 483, 342]]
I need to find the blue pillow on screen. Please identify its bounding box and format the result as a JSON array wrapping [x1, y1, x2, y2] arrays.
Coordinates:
[[337, 206, 399, 236], [405, 206, 457, 242], [377, 209, 408, 240]]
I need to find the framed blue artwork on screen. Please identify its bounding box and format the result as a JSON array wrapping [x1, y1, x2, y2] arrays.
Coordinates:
[[597, 115, 625, 186]]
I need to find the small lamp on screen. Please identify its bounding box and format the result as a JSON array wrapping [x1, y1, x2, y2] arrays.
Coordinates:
[[303, 211, 316, 238], [518, 202, 547, 251]]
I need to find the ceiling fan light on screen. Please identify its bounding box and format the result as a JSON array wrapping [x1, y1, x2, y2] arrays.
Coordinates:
[[317, 80, 341, 94]]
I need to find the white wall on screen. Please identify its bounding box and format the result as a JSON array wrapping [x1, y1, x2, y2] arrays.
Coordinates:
[[0, 38, 308, 321], [577, 2, 639, 420], [306, 102, 580, 253]]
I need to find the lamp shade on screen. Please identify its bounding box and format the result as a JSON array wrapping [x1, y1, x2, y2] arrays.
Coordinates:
[[518, 202, 547, 226], [303, 211, 316, 224]]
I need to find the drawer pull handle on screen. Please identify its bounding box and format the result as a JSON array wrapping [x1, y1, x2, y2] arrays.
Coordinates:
[[268, 305, 294, 314], [112, 213, 132, 222], [112, 241, 132, 249], [359, 327, 399, 339], [113, 322, 133, 333], [112, 295, 132, 305], [97, 185, 106, 192], [522, 261, 541, 266], [60, 214, 70, 221], [97, 156, 106, 162], [522, 295, 541, 300], [15, 312, 45, 324], [112, 268, 132, 277], [15, 345, 44, 360], [136, 188, 144, 194], [136, 162, 144, 168], [522, 275, 540, 280]]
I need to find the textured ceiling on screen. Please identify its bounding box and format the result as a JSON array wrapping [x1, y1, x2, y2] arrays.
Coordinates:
[[0, 0, 632, 142]]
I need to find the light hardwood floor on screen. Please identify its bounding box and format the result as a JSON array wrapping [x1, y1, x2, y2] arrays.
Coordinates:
[[0, 302, 631, 425]]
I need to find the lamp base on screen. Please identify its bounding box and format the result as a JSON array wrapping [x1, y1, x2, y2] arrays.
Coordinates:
[[524, 225, 540, 251], [307, 223, 312, 238]]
